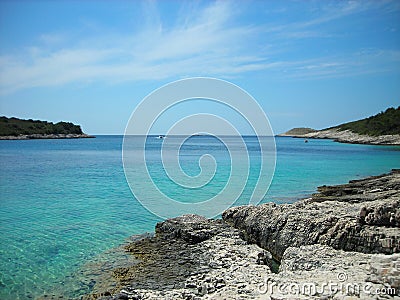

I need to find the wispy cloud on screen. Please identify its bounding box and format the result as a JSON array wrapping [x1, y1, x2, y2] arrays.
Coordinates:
[[274, 48, 400, 80], [0, 1, 268, 95], [0, 0, 399, 95]]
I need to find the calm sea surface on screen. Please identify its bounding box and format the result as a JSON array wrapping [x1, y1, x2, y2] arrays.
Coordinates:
[[1, 135, 399, 299]]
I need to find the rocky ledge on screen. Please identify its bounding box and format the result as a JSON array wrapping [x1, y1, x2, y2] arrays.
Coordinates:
[[0, 133, 95, 140], [279, 128, 400, 145], [84, 170, 400, 300]]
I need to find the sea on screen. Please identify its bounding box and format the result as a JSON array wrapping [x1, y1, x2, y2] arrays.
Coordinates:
[[0, 135, 399, 299]]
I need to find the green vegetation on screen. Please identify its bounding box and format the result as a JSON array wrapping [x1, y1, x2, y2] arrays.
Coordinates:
[[332, 107, 400, 136], [282, 127, 317, 135], [0, 116, 83, 136]]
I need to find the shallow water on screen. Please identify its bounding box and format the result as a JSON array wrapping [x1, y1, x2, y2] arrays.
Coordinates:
[[0, 135, 399, 299]]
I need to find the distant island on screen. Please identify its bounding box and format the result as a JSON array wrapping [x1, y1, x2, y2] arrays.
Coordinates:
[[0, 116, 94, 140], [280, 106, 400, 145]]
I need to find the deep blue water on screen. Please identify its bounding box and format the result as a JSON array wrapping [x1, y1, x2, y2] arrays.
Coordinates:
[[0, 135, 399, 299]]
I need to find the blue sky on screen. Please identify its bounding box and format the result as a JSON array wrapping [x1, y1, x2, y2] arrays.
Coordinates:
[[0, 0, 399, 134]]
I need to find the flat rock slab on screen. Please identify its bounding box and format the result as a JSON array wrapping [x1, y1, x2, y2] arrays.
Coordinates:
[[265, 244, 400, 299]]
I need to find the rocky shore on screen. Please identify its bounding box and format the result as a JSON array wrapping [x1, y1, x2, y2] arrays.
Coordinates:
[[279, 128, 400, 145], [0, 133, 95, 140], [83, 170, 400, 300]]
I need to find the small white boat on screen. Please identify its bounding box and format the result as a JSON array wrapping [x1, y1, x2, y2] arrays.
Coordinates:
[[157, 135, 165, 139]]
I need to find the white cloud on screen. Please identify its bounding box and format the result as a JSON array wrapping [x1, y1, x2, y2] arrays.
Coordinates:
[[277, 49, 400, 80], [0, 1, 268, 95], [0, 0, 399, 95]]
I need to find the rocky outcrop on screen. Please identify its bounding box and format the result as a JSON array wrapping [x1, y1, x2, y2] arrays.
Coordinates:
[[154, 214, 226, 244], [81, 170, 400, 299], [223, 170, 400, 260], [83, 215, 272, 300], [266, 244, 400, 299], [280, 128, 400, 145]]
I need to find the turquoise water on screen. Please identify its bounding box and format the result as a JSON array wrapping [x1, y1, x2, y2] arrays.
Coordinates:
[[0, 135, 399, 299]]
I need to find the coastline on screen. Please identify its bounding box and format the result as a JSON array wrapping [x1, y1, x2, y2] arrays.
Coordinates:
[[278, 128, 400, 145], [81, 169, 400, 300], [0, 133, 95, 140]]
